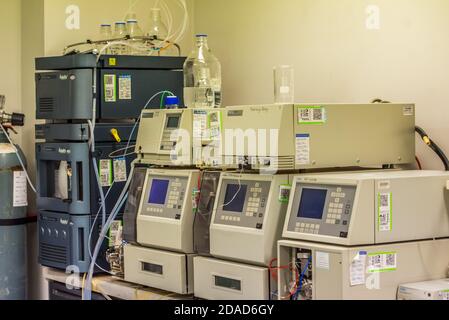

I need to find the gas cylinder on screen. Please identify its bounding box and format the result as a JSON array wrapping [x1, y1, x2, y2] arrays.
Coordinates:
[[0, 129, 27, 300]]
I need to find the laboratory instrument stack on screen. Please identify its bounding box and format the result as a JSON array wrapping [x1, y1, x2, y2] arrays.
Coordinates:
[[35, 53, 185, 273]]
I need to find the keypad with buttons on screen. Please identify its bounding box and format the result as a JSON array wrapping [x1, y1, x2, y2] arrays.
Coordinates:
[[141, 175, 189, 220], [287, 183, 357, 238], [215, 180, 272, 229]]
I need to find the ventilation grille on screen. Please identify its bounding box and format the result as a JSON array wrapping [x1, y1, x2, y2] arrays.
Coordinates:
[[38, 97, 55, 113], [253, 156, 295, 171], [40, 243, 68, 265], [275, 156, 295, 170], [35, 126, 45, 139]]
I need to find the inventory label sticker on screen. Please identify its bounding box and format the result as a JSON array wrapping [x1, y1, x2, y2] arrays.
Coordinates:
[[118, 75, 132, 100], [113, 158, 127, 183], [99, 159, 113, 187], [378, 193, 393, 232], [13, 171, 28, 207], [367, 251, 397, 273], [208, 111, 223, 141], [108, 220, 123, 247], [296, 134, 310, 165], [350, 251, 367, 286], [193, 110, 208, 139], [104, 74, 117, 102], [298, 106, 327, 124], [279, 184, 291, 203]]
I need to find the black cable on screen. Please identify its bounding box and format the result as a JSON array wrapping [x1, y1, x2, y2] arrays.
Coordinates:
[[415, 126, 449, 171], [371, 98, 391, 104]]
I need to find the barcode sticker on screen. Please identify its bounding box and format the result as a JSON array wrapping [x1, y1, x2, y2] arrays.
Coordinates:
[[99, 159, 113, 187], [279, 184, 291, 203], [104, 75, 116, 102], [113, 158, 127, 183], [193, 110, 208, 140], [367, 252, 397, 273], [108, 220, 123, 247], [378, 193, 392, 232], [298, 106, 326, 124]]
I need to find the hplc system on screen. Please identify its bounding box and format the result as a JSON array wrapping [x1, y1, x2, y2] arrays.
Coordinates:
[[124, 169, 200, 294], [278, 171, 449, 300], [194, 173, 291, 300]]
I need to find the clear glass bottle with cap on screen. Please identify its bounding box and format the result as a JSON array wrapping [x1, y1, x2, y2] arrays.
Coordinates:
[[127, 19, 144, 55], [111, 21, 128, 55], [98, 23, 112, 54], [183, 34, 222, 108], [148, 8, 173, 55], [148, 8, 168, 41]]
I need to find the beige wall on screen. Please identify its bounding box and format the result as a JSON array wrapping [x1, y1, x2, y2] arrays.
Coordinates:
[[21, 0, 45, 301], [0, 0, 22, 144], [194, 0, 449, 170]]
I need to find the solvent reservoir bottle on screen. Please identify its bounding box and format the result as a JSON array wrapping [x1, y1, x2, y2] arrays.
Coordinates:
[[183, 35, 222, 108]]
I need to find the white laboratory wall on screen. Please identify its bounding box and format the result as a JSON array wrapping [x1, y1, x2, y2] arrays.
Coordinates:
[[194, 0, 449, 170]]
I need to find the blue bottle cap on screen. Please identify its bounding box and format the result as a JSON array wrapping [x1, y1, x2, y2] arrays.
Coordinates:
[[196, 34, 208, 37], [165, 96, 179, 106]]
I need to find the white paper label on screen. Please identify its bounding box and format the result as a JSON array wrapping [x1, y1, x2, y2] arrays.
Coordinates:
[[99, 159, 113, 187], [113, 158, 127, 183], [118, 75, 132, 100], [104, 74, 116, 102], [378, 193, 392, 232], [296, 134, 310, 165], [350, 251, 367, 286], [54, 161, 69, 200], [193, 110, 208, 140], [13, 171, 28, 207], [367, 252, 397, 273], [316, 252, 330, 270]]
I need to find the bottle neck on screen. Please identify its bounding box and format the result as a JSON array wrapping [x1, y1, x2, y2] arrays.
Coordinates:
[[151, 9, 162, 22], [196, 37, 210, 50]]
